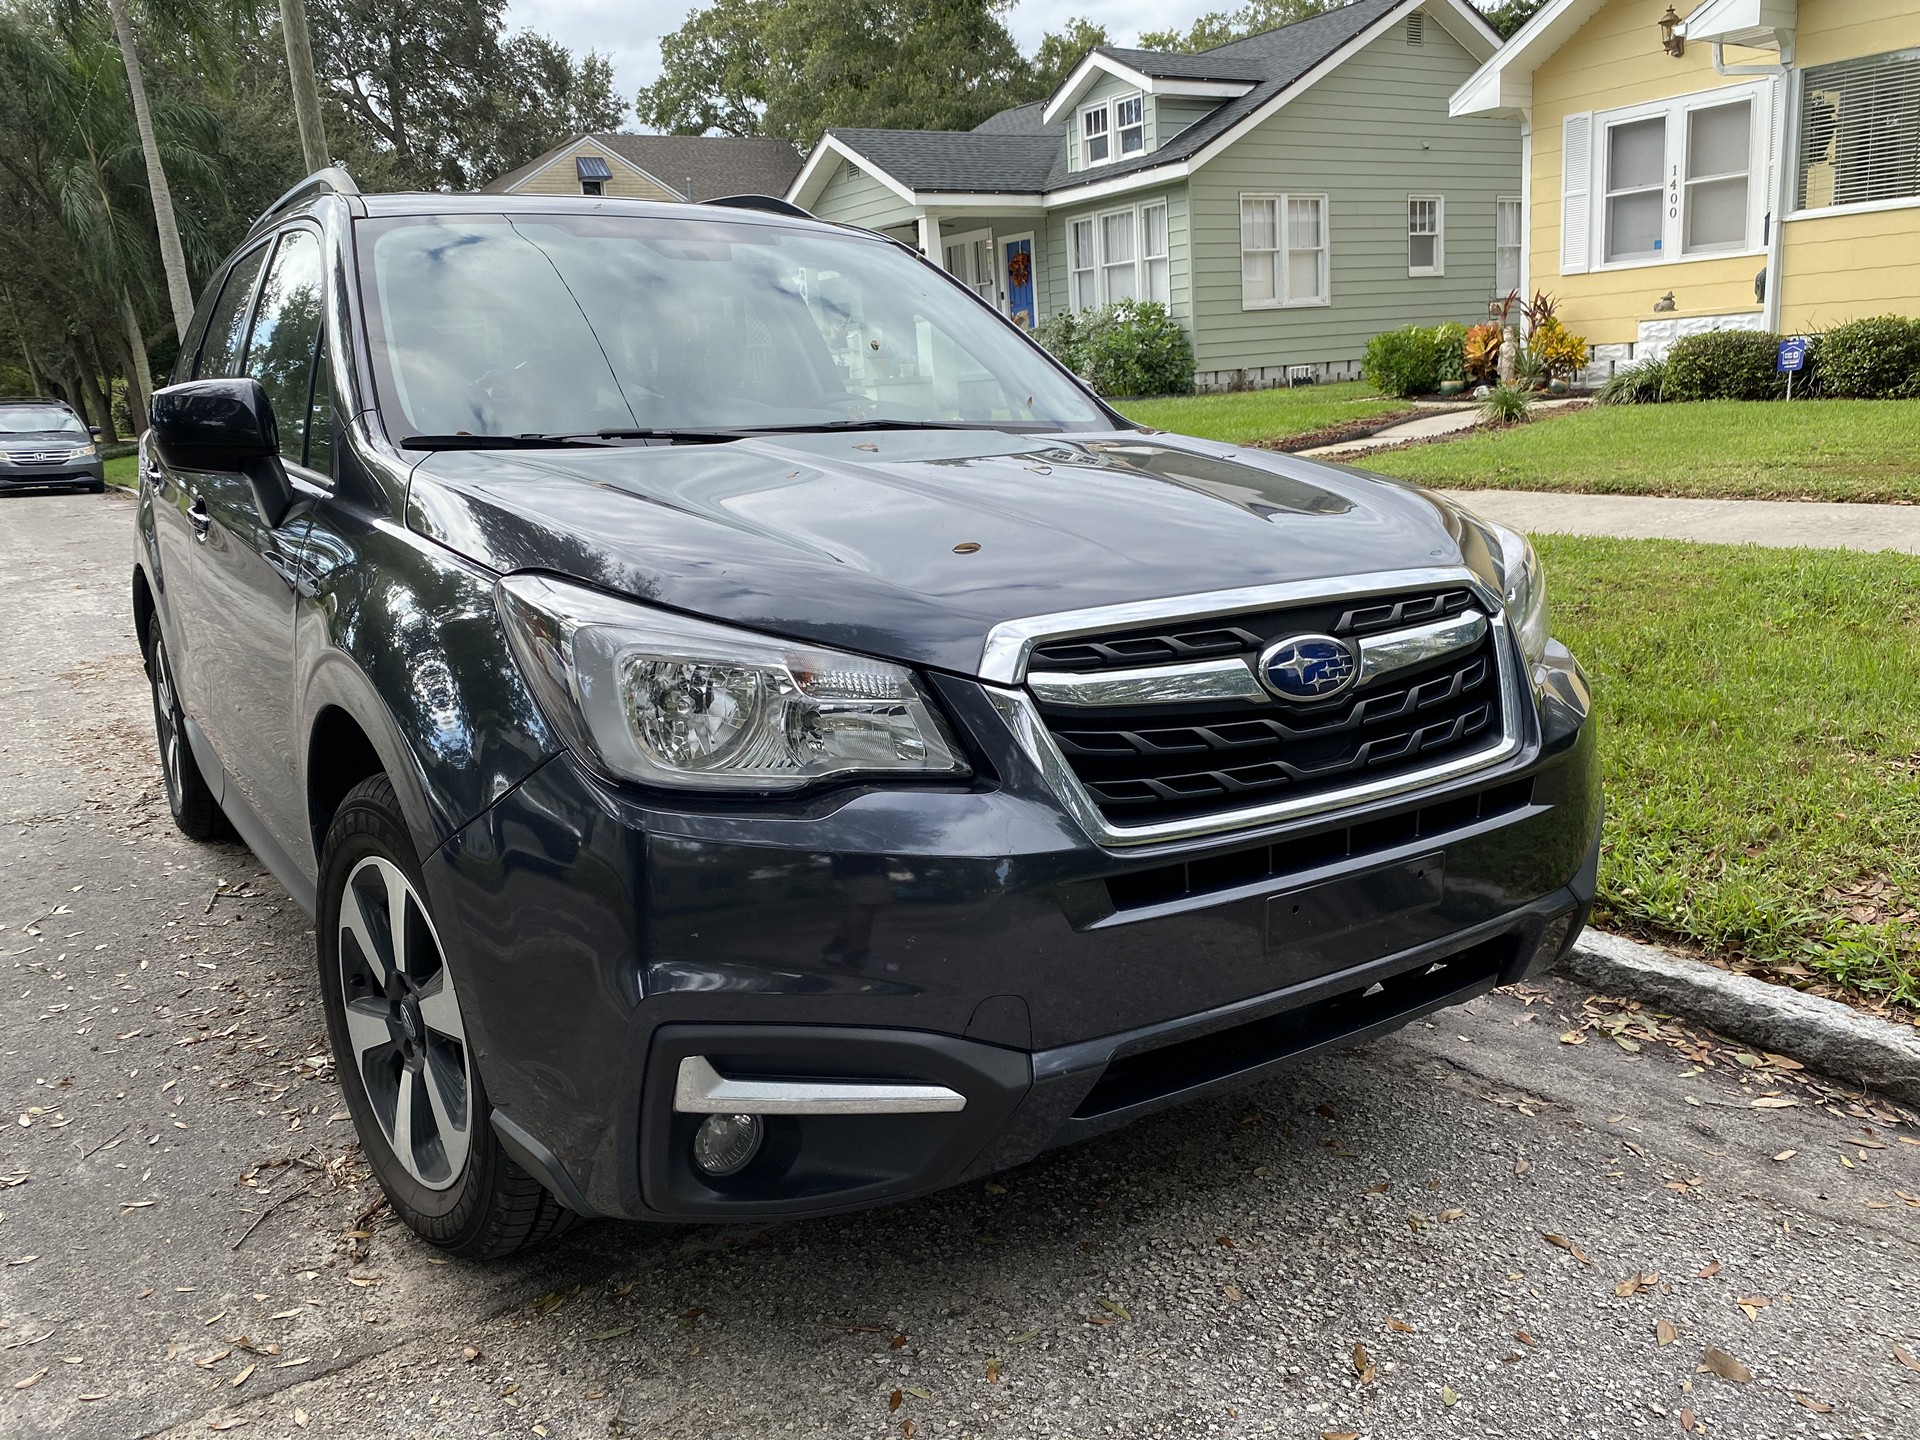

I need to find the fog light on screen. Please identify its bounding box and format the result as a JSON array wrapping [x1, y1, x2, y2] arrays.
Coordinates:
[[691, 1113, 763, 1177]]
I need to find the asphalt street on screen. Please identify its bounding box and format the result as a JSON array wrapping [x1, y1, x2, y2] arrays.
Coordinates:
[[2, 489, 1917, 1440]]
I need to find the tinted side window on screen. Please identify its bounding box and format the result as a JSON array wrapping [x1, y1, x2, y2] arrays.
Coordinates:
[[194, 245, 270, 379], [306, 329, 335, 476], [243, 229, 325, 466]]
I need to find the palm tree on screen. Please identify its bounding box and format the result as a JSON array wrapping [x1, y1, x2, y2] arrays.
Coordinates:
[[279, 0, 330, 174], [103, 0, 194, 342]]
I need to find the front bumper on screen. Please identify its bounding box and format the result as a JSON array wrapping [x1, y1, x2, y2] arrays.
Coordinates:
[[0, 456, 105, 488], [428, 641, 1599, 1222]]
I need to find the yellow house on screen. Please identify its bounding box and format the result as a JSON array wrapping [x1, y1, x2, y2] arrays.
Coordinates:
[[1451, 0, 1920, 368]]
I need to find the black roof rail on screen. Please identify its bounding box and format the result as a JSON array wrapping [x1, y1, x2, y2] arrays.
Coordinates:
[[698, 194, 813, 220], [247, 166, 361, 237]]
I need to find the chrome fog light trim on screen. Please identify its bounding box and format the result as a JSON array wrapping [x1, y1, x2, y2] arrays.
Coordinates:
[[673, 1056, 968, 1115]]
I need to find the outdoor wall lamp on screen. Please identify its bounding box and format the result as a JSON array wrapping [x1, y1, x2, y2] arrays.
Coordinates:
[[1658, 6, 1686, 57]]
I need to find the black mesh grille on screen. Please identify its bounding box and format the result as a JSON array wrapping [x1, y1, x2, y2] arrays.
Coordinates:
[[1031, 590, 1505, 826], [1031, 588, 1476, 673]]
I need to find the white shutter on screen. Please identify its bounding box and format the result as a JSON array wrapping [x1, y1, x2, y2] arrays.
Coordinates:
[[1560, 111, 1593, 275]]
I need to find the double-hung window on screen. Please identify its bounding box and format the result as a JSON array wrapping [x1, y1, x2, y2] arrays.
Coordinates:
[[1099, 209, 1137, 302], [1081, 104, 1110, 165], [1496, 196, 1522, 295], [1566, 84, 1763, 272], [1408, 195, 1444, 275], [1069, 217, 1098, 309], [1141, 202, 1170, 304], [1798, 48, 1920, 211], [1116, 94, 1145, 156], [1241, 194, 1328, 307]]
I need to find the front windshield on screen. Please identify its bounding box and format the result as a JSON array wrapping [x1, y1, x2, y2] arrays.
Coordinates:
[[0, 406, 85, 436], [356, 213, 1111, 438]]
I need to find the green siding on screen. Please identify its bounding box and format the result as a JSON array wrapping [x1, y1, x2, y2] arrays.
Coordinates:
[[815, 159, 915, 230], [1185, 13, 1520, 374], [1156, 99, 1218, 146]]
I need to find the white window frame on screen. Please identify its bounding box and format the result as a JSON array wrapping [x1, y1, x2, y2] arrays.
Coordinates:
[[1069, 217, 1098, 311], [1240, 192, 1329, 310], [1115, 92, 1145, 158], [1096, 206, 1139, 304], [1570, 81, 1770, 274], [1081, 102, 1112, 167], [942, 226, 997, 305], [1496, 195, 1523, 296], [1407, 194, 1445, 276], [1140, 201, 1170, 305]]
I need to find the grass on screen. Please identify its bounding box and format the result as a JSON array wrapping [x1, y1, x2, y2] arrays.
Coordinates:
[[1544, 535, 1920, 1011], [1116, 382, 1412, 446], [105, 454, 137, 487], [1367, 399, 1920, 503]]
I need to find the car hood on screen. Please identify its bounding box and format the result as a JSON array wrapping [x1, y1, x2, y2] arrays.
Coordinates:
[[406, 429, 1483, 677]]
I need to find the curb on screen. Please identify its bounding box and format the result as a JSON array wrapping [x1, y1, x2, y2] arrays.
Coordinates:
[[1558, 930, 1920, 1110]]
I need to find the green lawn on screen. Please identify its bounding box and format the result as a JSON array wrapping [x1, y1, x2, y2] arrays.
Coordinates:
[[105, 453, 137, 487], [1116, 382, 1412, 446], [1367, 399, 1920, 503], [1546, 535, 1920, 1010]]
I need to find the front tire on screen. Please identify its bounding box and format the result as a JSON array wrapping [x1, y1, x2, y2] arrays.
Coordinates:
[[147, 629, 227, 840], [317, 775, 575, 1259]]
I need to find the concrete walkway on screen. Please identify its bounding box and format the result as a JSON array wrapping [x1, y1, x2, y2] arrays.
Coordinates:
[[1299, 398, 1581, 457], [1446, 488, 1920, 554]]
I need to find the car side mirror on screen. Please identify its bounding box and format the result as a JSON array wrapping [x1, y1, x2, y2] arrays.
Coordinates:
[[88, 425, 102, 439], [149, 378, 295, 527]]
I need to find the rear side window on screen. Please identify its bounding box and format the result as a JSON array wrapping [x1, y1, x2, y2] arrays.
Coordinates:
[[243, 229, 325, 467], [195, 245, 270, 379]]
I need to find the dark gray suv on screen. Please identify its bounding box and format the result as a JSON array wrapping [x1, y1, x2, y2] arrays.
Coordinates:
[[134, 170, 1600, 1258]]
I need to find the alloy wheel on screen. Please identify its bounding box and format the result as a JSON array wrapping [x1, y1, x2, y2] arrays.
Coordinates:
[[151, 636, 184, 814], [337, 856, 473, 1190]]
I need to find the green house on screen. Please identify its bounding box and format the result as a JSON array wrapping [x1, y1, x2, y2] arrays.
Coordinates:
[[788, 0, 1518, 390]]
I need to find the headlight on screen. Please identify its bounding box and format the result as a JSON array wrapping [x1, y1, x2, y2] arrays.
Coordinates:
[[1485, 522, 1549, 666], [496, 573, 969, 791], [74, 443, 98, 459]]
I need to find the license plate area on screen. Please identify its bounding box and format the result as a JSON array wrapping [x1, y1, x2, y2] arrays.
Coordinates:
[[1265, 854, 1444, 954]]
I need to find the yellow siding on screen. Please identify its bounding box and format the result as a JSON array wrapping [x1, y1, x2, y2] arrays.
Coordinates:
[[512, 148, 681, 202], [1528, 0, 1920, 345]]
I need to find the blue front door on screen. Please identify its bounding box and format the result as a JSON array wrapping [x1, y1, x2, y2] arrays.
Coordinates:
[[1003, 237, 1034, 329]]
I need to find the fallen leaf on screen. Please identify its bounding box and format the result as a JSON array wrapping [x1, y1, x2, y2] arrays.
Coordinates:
[[1751, 1096, 1798, 1109], [1386, 1317, 1415, 1334], [1096, 1298, 1130, 1321], [1697, 1261, 1721, 1278], [900, 1423, 916, 1440], [1514, 1158, 1532, 1175], [1678, 1407, 1698, 1433], [1320, 1433, 1360, 1440], [1894, 1344, 1920, 1374], [902, 1386, 931, 1401], [1222, 1284, 1245, 1303], [587, 1326, 634, 1342], [1701, 1344, 1753, 1383], [1615, 1270, 1659, 1297], [1514, 1331, 1537, 1347], [1543, 1233, 1593, 1266], [1438, 1208, 1466, 1223], [293, 1411, 310, 1429], [1363, 1181, 1390, 1195], [1559, 1030, 1586, 1045], [888, 1390, 902, 1413], [230, 1362, 256, 1388], [14, 1369, 47, 1391], [1655, 1319, 1678, 1346], [1440, 1383, 1460, 1406], [1792, 1394, 1835, 1414], [889, 1333, 907, 1350], [1772, 1150, 1797, 1162], [207, 1421, 249, 1432], [1007, 1329, 1040, 1344], [985, 1359, 1000, 1383], [462, 1346, 481, 1364], [1352, 1341, 1372, 1375]]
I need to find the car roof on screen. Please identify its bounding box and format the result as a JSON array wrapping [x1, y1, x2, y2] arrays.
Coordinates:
[[0, 397, 76, 409]]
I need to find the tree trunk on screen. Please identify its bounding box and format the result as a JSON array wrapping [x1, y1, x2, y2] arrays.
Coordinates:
[[279, 0, 331, 174], [63, 366, 93, 430], [0, 285, 47, 393], [77, 339, 118, 444], [120, 293, 152, 436], [106, 0, 195, 342]]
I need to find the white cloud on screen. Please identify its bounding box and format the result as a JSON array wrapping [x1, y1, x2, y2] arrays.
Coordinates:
[[501, 0, 1237, 128]]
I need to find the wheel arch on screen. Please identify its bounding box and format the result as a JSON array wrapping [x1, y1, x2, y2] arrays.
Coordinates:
[[132, 565, 156, 673]]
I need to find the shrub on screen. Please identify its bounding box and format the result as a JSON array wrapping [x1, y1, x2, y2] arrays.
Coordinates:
[[1810, 315, 1920, 398], [1362, 324, 1447, 397], [1479, 383, 1533, 425], [1033, 310, 1084, 373], [1664, 328, 1783, 401], [1527, 316, 1588, 380], [1463, 322, 1501, 384], [1594, 356, 1669, 405], [1071, 301, 1195, 397], [1434, 322, 1467, 384]]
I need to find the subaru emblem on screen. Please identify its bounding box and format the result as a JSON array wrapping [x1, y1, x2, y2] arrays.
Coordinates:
[[1258, 634, 1357, 701]]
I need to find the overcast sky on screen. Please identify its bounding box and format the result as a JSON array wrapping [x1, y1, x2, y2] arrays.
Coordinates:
[[501, 0, 1240, 125]]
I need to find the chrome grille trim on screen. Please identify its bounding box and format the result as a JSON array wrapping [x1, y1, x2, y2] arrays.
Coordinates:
[[986, 570, 1530, 849], [1354, 611, 1487, 687]]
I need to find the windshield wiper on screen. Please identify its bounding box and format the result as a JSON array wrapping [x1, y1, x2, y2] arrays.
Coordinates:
[[590, 428, 748, 443], [403, 433, 618, 450], [743, 418, 1062, 434]]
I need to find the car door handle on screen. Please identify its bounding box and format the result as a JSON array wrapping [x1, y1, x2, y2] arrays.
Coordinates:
[[188, 499, 211, 540]]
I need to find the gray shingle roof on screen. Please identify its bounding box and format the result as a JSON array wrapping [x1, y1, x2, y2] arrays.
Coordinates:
[[484, 134, 803, 200], [827, 0, 1417, 198]]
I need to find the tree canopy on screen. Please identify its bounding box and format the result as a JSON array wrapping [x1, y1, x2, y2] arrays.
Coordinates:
[[1136, 0, 1349, 54]]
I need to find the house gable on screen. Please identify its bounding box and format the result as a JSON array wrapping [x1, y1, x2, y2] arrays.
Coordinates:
[[495, 136, 684, 201]]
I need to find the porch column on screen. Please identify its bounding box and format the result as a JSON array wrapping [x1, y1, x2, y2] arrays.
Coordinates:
[[916, 211, 937, 260]]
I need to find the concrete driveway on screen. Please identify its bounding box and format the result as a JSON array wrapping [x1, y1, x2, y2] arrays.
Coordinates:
[[2, 491, 1916, 1440]]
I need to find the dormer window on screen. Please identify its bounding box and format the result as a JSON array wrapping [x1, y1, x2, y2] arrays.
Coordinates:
[[1082, 104, 1110, 164], [1116, 94, 1145, 155]]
